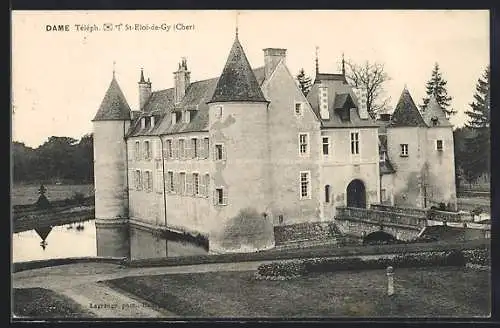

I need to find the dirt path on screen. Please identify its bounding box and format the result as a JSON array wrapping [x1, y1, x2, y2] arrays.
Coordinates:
[[54, 282, 174, 318], [12, 261, 270, 318]]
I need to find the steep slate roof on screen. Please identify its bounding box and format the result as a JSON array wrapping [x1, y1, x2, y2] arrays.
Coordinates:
[[307, 82, 379, 128], [126, 67, 266, 137], [421, 95, 453, 127], [92, 76, 131, 121], [209, 36, 267, 103], [390, 88, 427, 127]]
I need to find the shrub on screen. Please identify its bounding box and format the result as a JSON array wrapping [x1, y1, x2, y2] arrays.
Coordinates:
[[463, 248, 490, 266], [255, 249, 472, 280], [256, 260, 306, 280]]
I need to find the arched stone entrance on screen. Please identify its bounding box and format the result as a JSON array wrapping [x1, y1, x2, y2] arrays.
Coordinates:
[[346, 179, 366, 208]]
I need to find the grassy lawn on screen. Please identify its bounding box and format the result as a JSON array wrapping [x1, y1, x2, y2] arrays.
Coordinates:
[[106, 266, 490, 318], [11, 184, 94, 206], [13, 287, 95, 319]]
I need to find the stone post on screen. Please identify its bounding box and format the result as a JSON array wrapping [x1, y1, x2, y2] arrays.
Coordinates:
[[386, 266, 394, 296]]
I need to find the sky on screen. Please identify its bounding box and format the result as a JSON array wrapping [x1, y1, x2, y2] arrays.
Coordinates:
[[12, 10, 489, 148]]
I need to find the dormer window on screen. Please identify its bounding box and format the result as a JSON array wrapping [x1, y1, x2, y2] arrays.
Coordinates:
[[431, 116, 439, 126]]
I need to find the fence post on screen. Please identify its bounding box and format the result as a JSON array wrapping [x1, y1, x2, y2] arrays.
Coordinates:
[[386, 266, 394, 296]]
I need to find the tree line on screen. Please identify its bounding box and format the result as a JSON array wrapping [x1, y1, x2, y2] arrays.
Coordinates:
[[13, 134, 94, 184], [296, 61, 490, 187]]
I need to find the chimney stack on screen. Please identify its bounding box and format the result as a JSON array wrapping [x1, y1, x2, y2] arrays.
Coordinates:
[[263, 48, 287, 79], [138, 68, 152, 111], [174, 57, 191, 104]]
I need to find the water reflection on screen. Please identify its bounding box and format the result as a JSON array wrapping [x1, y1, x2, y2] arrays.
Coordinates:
[[13, 219, 209, 263], [13, 220, 97, 263]]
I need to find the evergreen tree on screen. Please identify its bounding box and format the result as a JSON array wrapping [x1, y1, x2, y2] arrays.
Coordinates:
[[420, 63, 455, 117], [296, 68, 312, 96], [463, 66, 490, 177], [465, 66, 490, 129]]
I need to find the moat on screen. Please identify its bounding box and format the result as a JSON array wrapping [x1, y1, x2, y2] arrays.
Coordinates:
[[12, 219, 209, 263]]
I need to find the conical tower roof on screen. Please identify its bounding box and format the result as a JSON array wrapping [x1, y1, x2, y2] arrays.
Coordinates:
[[92, 75, 131, 121], [209, 36, 267, 103], [390, 88, 427, 127], [421, 95, 452, 127]]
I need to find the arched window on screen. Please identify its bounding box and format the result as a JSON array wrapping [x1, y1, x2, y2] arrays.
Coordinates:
[[325, 185, 330, 203]]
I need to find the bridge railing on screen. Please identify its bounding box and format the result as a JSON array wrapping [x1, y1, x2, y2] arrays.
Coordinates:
[[336, 206, 428, 228], [369, 204, 427, 217]]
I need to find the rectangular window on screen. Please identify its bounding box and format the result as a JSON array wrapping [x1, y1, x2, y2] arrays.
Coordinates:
[[144, 141, 151, 160], [299, 133, 308, 155], [179, 139, 185, 159], [381, 189, 387, 201], [436, 140, 443, 151], [154, 140, 161, 160], [350, 132, 359, 155], [192, 138, 198, 158], [193, 173, 200, 196], [300, 171, 310, 199], [168, 171, 174, 193], [215, 144, 224, 160], [166, 140, 172, 158], [295, 102, 303, 116], [135, 170, 142, 190], [179, 172, 186, 195], [215, 188, 227, 205], [322, 137, 329, 155], [203, 137, 210, 159], [135, 141, 140, 161], [400, 144, 409, 157]]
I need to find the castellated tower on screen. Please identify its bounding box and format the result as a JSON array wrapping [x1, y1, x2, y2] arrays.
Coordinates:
[[207, 34, 275, 253], [91, 72, 131, 258]]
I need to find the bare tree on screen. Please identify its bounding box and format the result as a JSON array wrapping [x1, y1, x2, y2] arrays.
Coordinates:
[[344, 60, 391, 119]]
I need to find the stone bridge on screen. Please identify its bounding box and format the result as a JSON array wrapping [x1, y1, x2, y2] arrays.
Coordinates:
[[334, 206, 428, 241]]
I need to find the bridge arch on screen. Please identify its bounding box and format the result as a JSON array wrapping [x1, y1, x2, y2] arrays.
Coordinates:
[[346, 179, 366, 208], [362, 230, 398, 245]]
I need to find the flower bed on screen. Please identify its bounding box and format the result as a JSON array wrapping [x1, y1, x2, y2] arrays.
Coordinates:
[[255, 248, 488, 280]]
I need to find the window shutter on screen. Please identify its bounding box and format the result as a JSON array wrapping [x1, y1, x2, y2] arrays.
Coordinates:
[[172, 140, 178, 159], [222, 145, 227, 160], [138, 171, 143, 191], [199, 175, 205, 197], [156, 171, 162, 193], [213, 190, 217, 205], [186, 175, 193, 195], [185, 141, 192, 160], [223, 189, 228, 205], [205, 175, 210, 197]]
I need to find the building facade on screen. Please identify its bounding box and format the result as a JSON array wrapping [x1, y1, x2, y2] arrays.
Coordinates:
[[92, 33, 457, 257]]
